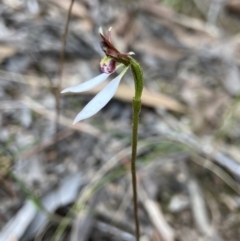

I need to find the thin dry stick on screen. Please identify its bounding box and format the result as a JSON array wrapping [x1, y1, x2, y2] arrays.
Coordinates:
[[56, 0, 75, 132]]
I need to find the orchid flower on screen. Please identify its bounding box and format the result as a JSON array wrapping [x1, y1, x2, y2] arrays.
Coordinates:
[[61, 26, 144, 241], [61, 27, 133, 124]]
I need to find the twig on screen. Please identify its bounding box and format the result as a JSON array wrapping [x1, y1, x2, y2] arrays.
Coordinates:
[[56, 0, 75, 133]]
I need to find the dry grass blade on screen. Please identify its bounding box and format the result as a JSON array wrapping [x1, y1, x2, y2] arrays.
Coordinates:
[[110, 185, 132, 225], [52, 139, 162, 241], [192, 154, 240, 195], [188, 178, 225, 241], [139, 185, 175, 241]]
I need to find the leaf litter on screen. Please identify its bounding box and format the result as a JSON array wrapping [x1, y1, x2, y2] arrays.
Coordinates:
[[1, 0, 240, 240]]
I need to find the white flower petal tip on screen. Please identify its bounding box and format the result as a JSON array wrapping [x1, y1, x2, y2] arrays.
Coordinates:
[[72, 67, 129, 124], [99, 27, 103, 35], [128, 51, 135, 55], [108, 26, 112, 32], [73, 118, 80, 125], [61, 73, 110, 94]]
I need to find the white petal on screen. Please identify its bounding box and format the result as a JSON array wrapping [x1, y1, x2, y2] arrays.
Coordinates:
[[61, 73, 110, 93], [73, 67, 129, 124], [99, 27, 103, 35]]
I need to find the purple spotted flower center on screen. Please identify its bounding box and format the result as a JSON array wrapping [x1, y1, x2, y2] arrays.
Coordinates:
[[100, 57, 116, 74]]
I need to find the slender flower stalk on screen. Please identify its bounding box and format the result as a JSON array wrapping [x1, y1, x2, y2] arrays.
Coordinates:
[[62, 27, 143, 241]]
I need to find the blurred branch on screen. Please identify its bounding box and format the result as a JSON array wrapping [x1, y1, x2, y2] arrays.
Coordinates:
[[56, 0, 75, 133]]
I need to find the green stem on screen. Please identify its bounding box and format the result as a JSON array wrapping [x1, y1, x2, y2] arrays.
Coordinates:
[[131, 98, 141, 241], [130, 58, 143, 101], [129, 57, 144, 241]]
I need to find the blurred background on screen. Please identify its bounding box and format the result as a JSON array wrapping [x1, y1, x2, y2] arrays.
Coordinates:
[[1, 0, 240, 240]]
